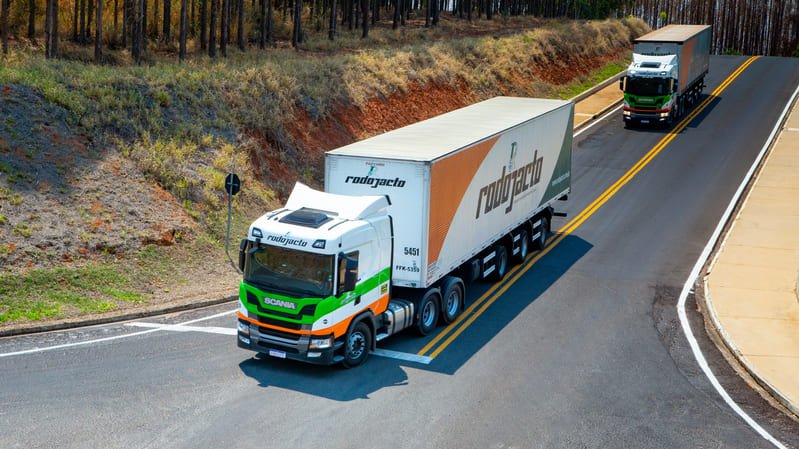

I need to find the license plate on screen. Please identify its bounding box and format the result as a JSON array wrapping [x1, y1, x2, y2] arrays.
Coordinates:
[[640, 119, 650, 124], [268, 349, 287, 359]]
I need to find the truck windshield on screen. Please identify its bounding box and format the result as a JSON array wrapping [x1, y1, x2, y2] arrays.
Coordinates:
[[626, 77, 669, 96], [244, 244, 334, 298]]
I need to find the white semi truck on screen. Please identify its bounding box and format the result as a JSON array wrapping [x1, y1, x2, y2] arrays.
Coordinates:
[[621, 24, 711, 126], [237, 97, 573, 367]]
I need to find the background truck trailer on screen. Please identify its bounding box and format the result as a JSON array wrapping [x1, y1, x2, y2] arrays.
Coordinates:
[[237, 97, 573, 367], [621, 24, 711, 126]]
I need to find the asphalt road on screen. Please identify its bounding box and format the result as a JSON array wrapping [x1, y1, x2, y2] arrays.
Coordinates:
[[2, 56, 799, 449]]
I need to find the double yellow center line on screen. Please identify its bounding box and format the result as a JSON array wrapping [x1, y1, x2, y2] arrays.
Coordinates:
[[418, 56, 761, 360]]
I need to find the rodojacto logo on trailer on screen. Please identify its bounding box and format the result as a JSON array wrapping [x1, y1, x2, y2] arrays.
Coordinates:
[[475, 142, 544, 218], [345, 164, 407, 189]]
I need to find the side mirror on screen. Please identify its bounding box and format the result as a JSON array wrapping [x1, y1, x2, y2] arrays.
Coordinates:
[[619, 76, 625, 91], [672, 80, 677, 93], [238, 239, 248, 271]]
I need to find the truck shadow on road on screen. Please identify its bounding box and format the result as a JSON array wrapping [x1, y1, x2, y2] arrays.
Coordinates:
[[238, 353, 411, 401], [623, 94, 721, 134], [238, 234, 591, 400], [415, 234, 592, 375]]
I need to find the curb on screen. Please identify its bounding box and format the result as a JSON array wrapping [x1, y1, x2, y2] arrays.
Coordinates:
[[0, 294, 237, 338], [701, 280, 799, 419]]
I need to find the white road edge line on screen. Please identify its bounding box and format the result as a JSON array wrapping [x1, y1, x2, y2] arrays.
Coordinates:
[[373, 348, 433, 365], [574, 105, 622, 137], [127, 322, 237, 335], [676, 82, 799, 449], [0, 309, 236, 358]]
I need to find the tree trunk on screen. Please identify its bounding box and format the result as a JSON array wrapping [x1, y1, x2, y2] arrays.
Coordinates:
[[142, 0, 147, 49], [95, 0, 103, 62], [328, 0, 336, 39], [46, 0, 53, 55], [132, 0, 142, 62], [74, 0, 80, 40], [424, 0, 429, 26], [361, 0, 367, 37], [87, 0, 94, 42], [292, 0, 301, 46], [266, 0, 271, 43], [164, 0, 171, 40], [220, 0, 227, 55], [27, 0, 35, 39], [154, 0, 160, 38], [80, 0, 87, 42], [179, 0, 187, 59], [200, 0, 207, 49], [51, 0, 59, 54], [114, 0, 119, 43], [0, 0, 8, 54], [237, 0, 243, 50], [259, 0, 265, 46], [209, 0, 216, 56], [392, 0, 398, 29]]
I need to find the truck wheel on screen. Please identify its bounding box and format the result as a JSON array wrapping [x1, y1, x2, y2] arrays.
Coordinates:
[[343, 321, 371, 368], [512, 229, 529, 264], [533, 217, 548, 250], [489, 244, 508, 281], [440, 277, 464, 325], [416, 290, 440, 336]]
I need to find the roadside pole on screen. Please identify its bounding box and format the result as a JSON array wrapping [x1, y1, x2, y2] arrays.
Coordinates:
[[224, 173, 241, 272]]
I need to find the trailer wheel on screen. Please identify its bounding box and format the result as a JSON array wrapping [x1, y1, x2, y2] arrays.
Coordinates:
[[533, 216, 548, 250], [416, 290, 440, 336], [440, 277, 464, 325], [342, 321, 371, 368], [512, 229, 529, 264], [489, 244, 508, 281]]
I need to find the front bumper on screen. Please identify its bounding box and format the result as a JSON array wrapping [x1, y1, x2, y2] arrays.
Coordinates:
[[623, 109, 670, 124], [237, 319, 344, 365]]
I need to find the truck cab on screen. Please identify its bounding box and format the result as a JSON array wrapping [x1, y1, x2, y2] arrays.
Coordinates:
[[237, 183, 393, 366], [622, 54, 679, 125]]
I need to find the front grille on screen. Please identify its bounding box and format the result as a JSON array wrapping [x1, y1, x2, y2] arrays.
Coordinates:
[[257, 325, 304, 341], [245, 290, 317, 319], [254, 315, 304, 331]]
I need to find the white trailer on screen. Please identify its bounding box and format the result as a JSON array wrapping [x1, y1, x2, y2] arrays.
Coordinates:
[[237, 97, 574, 367]]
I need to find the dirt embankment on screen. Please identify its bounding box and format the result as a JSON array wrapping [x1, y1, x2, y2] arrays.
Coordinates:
[[280, 47, 628, 190], [0, 85, 193, 271], [1, 20, 642, 276]]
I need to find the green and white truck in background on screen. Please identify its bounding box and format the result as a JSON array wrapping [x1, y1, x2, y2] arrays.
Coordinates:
[[621, 24, 711, 126], [236, 97, 573, 367]]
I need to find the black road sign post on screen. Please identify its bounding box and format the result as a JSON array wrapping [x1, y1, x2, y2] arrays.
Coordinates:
[[225, 173, 241, 272]]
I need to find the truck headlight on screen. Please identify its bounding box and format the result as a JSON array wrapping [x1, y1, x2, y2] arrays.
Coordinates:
[[659, 112, 670, 118], [623, 111, 631, 116], [237, 321, 250, 335], [310, 336, 333, 349]]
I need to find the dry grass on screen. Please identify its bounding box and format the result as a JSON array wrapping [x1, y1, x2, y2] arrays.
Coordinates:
[[1, 16, 646, 219]]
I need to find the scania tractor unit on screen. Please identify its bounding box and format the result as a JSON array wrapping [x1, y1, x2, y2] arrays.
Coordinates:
[[621, 24, 711, 126], [236, 97, 573, 367]]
